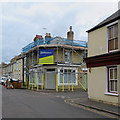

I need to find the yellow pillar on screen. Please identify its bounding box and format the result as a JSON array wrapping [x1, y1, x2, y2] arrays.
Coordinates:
[[68, 81, 70, 91], [72, 82, 74, 92], [34, 74, 35, 88], [84, 74, 86, 89], [37, 76, 39, 91], [28, 78, 30, 89], [32, 77, 33, 90], [56, 74, 58, 92], [25, 76, 27, 89], [62, 75, 64, 92], [41, 74, 43, 90]]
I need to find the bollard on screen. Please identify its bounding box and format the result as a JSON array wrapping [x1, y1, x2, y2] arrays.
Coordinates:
[[62, 75, 64, 92], [56, 74, 58, 92]]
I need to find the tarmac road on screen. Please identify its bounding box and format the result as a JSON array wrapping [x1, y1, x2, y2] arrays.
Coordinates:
[[2, 86, 109, 118]]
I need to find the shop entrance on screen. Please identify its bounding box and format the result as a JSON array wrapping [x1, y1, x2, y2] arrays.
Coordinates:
[[46, 69, 56, 89]]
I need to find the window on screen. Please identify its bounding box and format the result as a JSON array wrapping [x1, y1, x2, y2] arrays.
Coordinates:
[[107, 66, 117, 93], [65, 51, 70, 63], [108, 24, 118, 52], [29, 72, 35, 84], [59, 69, 76, 84]]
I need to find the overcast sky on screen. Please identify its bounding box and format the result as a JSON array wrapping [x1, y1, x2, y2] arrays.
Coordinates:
[[1, 1, 119, 63]]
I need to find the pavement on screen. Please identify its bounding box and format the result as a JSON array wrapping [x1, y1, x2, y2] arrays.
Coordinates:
[[65, 96, 120, 119]]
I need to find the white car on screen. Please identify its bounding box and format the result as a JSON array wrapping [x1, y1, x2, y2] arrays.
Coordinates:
[[0, 77, 7, 85]]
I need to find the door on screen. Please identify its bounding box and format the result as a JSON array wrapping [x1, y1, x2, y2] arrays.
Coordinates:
[[46, 69, 56, 89]]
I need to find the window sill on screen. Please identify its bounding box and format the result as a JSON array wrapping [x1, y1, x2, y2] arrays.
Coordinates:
[[104, 92, 118, 96]]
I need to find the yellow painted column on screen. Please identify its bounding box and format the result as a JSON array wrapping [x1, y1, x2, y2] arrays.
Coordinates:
[[25, 76, 27, 89], [34, 74, 35, 88], [41, 74, 43, 90], [72, 82, 74, 92], [68, 81, 70, 91], [28, 78, 30, 89], [62, 75, 64, 92], [37, 75, 39, 91], [56, 74, 58, 92], [32, 77, 33, 90], [84, 74, 86, 89]]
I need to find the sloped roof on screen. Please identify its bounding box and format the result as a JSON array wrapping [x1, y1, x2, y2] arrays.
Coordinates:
[[87, 9, 120, 32]]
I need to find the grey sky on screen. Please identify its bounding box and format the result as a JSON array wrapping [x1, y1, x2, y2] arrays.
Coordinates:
[[1, 1, 118, 63]]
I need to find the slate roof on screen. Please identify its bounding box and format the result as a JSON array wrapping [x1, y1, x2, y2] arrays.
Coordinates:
[[87, 9, 120, 32]]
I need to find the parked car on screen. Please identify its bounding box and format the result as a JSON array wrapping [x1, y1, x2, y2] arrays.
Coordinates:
[[0, 77, 7, 85]]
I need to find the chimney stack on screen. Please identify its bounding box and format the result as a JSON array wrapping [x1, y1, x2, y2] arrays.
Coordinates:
[[34, 35, 43, 41], [67, 26, 74, 40], [45, 33, 51, 39]]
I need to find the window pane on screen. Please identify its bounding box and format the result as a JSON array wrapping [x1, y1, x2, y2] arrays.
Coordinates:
[[114, 24, 118, 38], [115, 80, 117, 91], [114, 68, 117, 79], [110, 69, 113, 79], [68, 73, 71, 83], [38, 72, 42, 83], [115, 39, 118, 49], [109, 40, 114, 51], [60, 74, 63, 83], [108, 27, 113, 39], [64, 73, 67, 83], [72, 73, 76, 83], [110, 80, 114, 91]]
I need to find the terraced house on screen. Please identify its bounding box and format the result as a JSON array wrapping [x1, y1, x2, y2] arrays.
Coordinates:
[[22, 26, 88, 91], [85, 9, 120, 106]]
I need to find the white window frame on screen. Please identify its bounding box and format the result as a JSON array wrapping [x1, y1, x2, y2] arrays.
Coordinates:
[[106, 66, 118, 94], [65, 51, 71, 63], [58, 67, 78, 86], [107, 21, 118, 53]]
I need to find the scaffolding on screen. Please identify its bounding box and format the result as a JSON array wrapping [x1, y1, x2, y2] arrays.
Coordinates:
[[22, 37, 88, 92]]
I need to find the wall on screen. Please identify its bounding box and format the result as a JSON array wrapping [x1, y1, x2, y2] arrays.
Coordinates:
[[118, 20, 120, 106], [88, 26, 107, 57], [54, 48, 83, 64], [88, 67, 118, 105], [88, 23, 119, 105]]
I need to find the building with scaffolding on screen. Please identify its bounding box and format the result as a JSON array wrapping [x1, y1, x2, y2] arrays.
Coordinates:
[[22, 26, 88, 91]]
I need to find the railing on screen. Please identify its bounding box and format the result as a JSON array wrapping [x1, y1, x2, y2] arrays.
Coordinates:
[[22, 37, 88, 54]]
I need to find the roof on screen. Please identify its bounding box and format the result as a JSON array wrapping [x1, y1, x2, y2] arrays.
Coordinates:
[[22, 37, 88, 54], [25, 44, 88, 54], [87, 9, 120, 32]]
